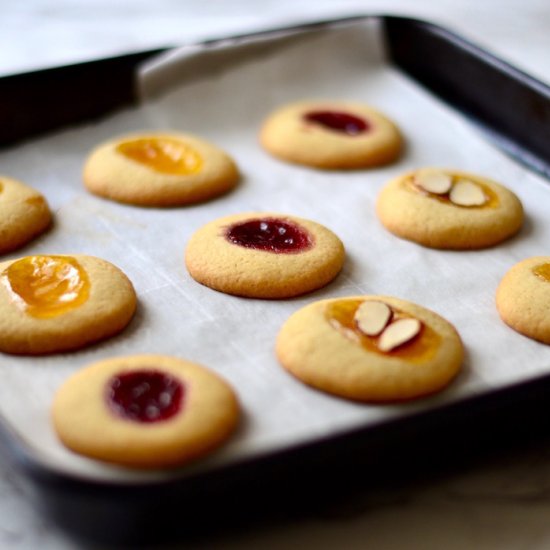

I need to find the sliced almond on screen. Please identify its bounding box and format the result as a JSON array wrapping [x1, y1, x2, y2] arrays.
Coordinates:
[[378, 318, 421, 352], [414, 169, 452, 195], [449, 179, 486, 206], [354, 301, 392, 336]]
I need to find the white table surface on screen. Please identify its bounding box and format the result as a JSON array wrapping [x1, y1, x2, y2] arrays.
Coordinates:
[[0, 1, 549, 548]]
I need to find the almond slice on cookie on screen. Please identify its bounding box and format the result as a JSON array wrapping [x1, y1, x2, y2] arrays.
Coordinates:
[[414, 169, 452, 195], [354, 301, 392, 336], [449, 179, 486, 206], [378, 318, 421, 352]]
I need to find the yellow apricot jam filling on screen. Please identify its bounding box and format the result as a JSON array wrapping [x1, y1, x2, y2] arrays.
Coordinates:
[[2, 255, 90, 318], [325, 299, 441, 362], [533, 263, 550, 283], [116, 138, 203, 175]]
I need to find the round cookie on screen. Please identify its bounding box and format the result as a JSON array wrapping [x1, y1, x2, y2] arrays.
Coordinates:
[[496, 257, 550, 344], [260, 100, 402, 169], [185, 212, 345, 299], [0, 175, 51, 254], [0, 254, 137, 354], [376, 168, 524, 249], [83, 131, 239, 206], [276, 296, 463, 402], [52, 355, 240, 468]]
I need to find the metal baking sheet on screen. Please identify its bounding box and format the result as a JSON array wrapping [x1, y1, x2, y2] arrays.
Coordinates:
[[0, 15, 549, 520]]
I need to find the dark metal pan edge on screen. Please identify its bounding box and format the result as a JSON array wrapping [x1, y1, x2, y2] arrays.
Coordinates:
[[383, 16, 550, 178]]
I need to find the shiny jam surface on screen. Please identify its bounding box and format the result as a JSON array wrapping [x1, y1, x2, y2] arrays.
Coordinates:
[[409, 176, 499, 209], [303, 111, 369, 136], [116, 137, 203, 175], [226, 218, 313, 253], [2, 255, 90, 318], [0, 181, 3, 195], [107, 370, 184, 423], [325, 299, 440, 361], [533, 263, 550, 282]]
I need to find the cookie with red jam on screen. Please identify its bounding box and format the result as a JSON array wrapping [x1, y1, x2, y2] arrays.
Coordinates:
[[52, 355, 240, 468], [0, 254, 136, 354], [497, 257, 550, 344], [185, 212, 345, 298], [276, 296, 463, 402], [83, 131, 239, 206], [0, 175, 51, 254], [377, 168, 524, 249], [260, 100, 402, 169]]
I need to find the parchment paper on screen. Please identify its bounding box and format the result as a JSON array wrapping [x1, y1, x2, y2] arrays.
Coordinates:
[[1, 19, 549, 483]]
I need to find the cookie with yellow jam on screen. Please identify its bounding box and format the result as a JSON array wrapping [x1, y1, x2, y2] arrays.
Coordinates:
[[52, 354, 240, 468], [83, 132, 239, 206], [185, 212, 345, 299], [276, 296, 463, 402], [0, 254, 136, 354], [496, 257, 550, 344], [0, 175, 51, 254], [376, 168, 524, 249], [260, 100, 402, 169]]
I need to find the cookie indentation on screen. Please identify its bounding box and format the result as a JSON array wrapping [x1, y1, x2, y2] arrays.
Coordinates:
[[412, 170, 497, 209], [303, 110, 369, 136], [225, 218, 313, 253], [533, 263, 550, 283], [24, 195, 46, 207], [116, 138, 203, 175], [2, 255, 90, 318], [327, 299, 439, 361], [107, 370, 184, 423]]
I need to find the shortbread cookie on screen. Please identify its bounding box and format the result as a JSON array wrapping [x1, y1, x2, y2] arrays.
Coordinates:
[[52, 355, 239, 468], [185, 212, 345, 298], [83, 132, 239, 206], [376, 168, 524, 249], [0, 175, 51, 254], [496, 257, 550, 344], [260, 100, 402, 169], [276, 296, 463, 401], [0, 254, 136, 354]]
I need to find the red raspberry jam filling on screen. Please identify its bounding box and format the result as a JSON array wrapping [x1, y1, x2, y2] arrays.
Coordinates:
[[107, 370, 184, 423], [225, 218, 313, 253], [303, 110, 369, 135]]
